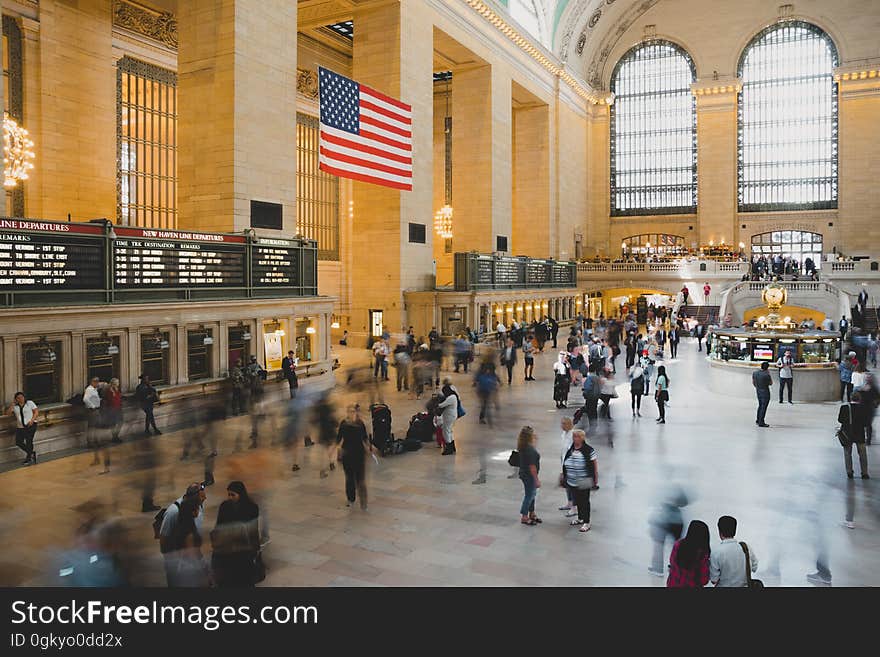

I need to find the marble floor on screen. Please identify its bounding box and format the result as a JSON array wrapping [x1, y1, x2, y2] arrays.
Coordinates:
[[1, 337, 878, 587]]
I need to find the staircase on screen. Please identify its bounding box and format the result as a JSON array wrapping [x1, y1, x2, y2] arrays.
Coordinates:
[[678, 305, 720, 325], [852, 306, 879, 334]]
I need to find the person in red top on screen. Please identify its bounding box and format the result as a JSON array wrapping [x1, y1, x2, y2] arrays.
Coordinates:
[[680, 285, 690, 306], [703, 283, 711, 305], [667, 520, 711, 588], [103, 377, 124, 444]]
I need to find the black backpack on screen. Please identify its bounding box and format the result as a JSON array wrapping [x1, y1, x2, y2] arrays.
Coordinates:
[[631, 375, 645, 395]]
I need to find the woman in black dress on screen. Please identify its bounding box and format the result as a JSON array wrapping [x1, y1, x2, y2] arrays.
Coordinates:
[[211, 481, 261, 587], [337, 405, 373, 509]]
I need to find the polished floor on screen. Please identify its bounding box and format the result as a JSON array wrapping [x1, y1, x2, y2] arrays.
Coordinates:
[[1, 336, 878, 587]]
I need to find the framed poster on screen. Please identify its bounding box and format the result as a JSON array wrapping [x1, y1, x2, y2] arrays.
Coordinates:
[[263, 332, 284, 371]]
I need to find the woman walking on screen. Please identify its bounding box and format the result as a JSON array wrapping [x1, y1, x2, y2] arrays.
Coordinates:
[[655, 365, 670, 424], [667, 520, 711, 588], [211, 481, 261, 587], [629, 361, 645, 417], [561, 429, 598, 533], [553, 352, 571, 408], [336, 405, 372, 508], [517, 426, 542, 526]]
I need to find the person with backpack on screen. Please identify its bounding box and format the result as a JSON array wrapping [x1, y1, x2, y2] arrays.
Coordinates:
[[655, 365, 670, 424], [156, 483, 207, 585], [166, 496, 211, 587], [838, 392, 869, 479], [629, 361, 646, 417], [581, 368, 600, 429], [134, 374, 161, 436]]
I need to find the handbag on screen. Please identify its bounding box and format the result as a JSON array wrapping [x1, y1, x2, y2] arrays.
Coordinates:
[[457, 399, 466, 418], [573, 476, 594, 490], [740, 542, 764, 589], [508, 450, 520, 467], [836, 404, 853, 446]]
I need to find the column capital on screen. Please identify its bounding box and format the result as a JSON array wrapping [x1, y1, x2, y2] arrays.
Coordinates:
[[691, 77, 741, 111], [835, 62, 880, 99]]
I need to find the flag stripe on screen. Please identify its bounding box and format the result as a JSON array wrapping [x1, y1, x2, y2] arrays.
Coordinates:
[[359, 99, 412, 126], [357, 128, 411, 153], [360, 84, 412, 113], [319, 153, 412, 185], [320, 124, 412, 159], [359, 113, 412, 139], [359, 105, 412, 133], [319, 146, 412, 177], [320, 141, 412, 173], [319, 130, 412, 165], [320, 159, 413, 190]]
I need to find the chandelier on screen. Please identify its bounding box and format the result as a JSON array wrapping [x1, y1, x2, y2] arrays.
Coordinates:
[[3, 114, 35, 188]]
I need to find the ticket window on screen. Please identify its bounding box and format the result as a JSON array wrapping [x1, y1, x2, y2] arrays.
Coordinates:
[[228, 326, 251, 370], [86, 337, 120, 384], [295, 320, 312, 362], [187, 329, 213, 381], [22, 341, 62, 404], [141, 332, 170, 385]]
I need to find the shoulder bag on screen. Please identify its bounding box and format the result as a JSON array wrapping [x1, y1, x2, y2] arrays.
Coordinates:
[[740, 542, 764, 589], [508, 450, 520, 467], [836, 403, 853, 447]]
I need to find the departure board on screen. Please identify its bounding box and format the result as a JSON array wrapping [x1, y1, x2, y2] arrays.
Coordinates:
[[113, 227, 246, 288], [0, 219, 104, 290], [252, 238, 300, 287]]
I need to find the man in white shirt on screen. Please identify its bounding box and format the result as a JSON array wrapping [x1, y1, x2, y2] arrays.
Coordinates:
[[496, 322, 507, 347], [8, 392, 39, 465], [776, 349, 794, 404], [83, 377, 102, 448], [710, 515, 758, 587]]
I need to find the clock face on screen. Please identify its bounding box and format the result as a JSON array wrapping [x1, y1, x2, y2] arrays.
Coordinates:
[[764, 287, 785, 305]]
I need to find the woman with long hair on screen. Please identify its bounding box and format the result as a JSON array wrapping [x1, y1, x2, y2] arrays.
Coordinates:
[[666, 520, 711, 588], [211, 481, 261, 587], [516, 426, 541, 526], [655, 365, 670, 424]]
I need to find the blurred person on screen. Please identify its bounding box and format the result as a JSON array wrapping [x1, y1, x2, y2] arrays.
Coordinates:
[[561, 429, 598, 533], [8, 391, 38, 465], [166, 496, 211, 587], [411, 345, 433, 399], [475, 360, 500, 427], [429, 340, 444, 388], [860, 370, 878, 445], [211, 481, 261, 587], [393, 342, 411, 392], [453, 334, 472, 373], [838, 391, 869, 479], [709, 515, 758, 587], [246, 356, 267, 449], [135, 374, 161, 436], [229, 358, 248, 415], [839, 353, 855, 402], [159, 483, 206, 583], [667, 520, 711, 588], [557, 417, 576, 516], [553, 351, 571, 409], [56, 514, 131, 587], [314, 391, 338, 479], [83, 376, 102, 449], [372, 336, 390, 380], [281, 350, 299, 399], [517, 426, 541, 526], [337, 404, 371, 509], [648, 484, 688, 576], [103, 378, 123, 444], [522, 334, 536, 381], [500, 337, 517, 385], [752, 362, 772, 427], [581, 367, 600, 430], [283, 386, 318, 472], [629, 360, 645, 417]]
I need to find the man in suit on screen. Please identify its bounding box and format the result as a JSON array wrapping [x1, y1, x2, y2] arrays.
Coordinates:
[[668, 326, 680, 359], [656, 328, 667, 357], [281, 350, 298, 399], [694, 322, 706, 352], [500, 337, 518, 385]]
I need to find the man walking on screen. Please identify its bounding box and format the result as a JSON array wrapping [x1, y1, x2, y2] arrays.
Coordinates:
[[694, 322, 706, 352], [709, 515, 758, 587], [135, 374, 161, 436], [752, 362, 772, 427], [8, 392, 38, 465], [668, 326, 680, 359], [500, 337, 517, 385], [776, 349, 794, 404]]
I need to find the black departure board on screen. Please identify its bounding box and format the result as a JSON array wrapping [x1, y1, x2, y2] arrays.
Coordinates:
[[552, 262, 575, 285], [113, 239, 246, 288], [494, 260, 521, 286], [252, 239, 300, 287], [0, 220, 104, 290], [526, 261, 551, 285]]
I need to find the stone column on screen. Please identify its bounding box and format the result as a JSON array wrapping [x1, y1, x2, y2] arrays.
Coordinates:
[[586, 103, 611, 256], [452, 64, 512, 254], [512, 104, 551, 257], [36, 0, 116, 222], [177, 0, 298, 234], [349, 1, 434, 339], [692, 79, 741, 248], [836, 66, 880, 253]]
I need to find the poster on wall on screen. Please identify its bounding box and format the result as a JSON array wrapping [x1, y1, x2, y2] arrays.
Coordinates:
[[263, 332, 284, 371]]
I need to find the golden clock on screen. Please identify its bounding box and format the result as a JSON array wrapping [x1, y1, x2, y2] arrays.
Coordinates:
[[761, 283, 787, 311]]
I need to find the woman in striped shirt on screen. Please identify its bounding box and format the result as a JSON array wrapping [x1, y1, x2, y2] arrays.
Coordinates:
[[561, 430, 598, 532]]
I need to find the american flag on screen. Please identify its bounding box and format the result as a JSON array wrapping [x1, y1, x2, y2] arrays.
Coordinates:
[[318, 67, 413, 191]]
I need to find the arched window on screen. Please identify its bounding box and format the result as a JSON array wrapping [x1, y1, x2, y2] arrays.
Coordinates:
[[610, 41, 697, 216], [751, 230, 823, 268], [738, 22, 839, 212], [622, 233, 685, 256]]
